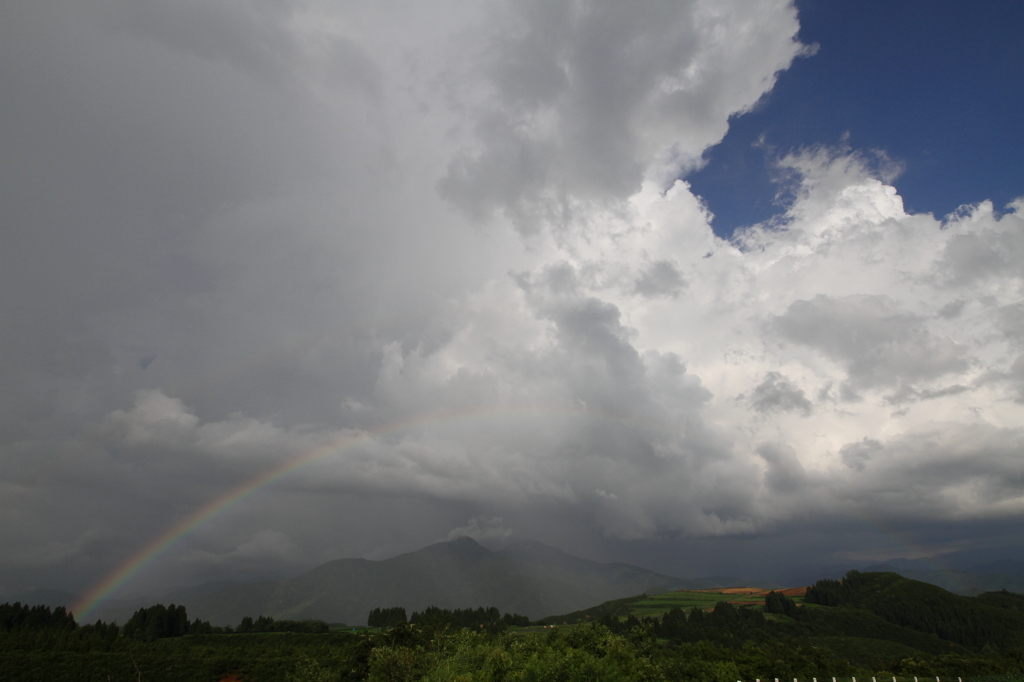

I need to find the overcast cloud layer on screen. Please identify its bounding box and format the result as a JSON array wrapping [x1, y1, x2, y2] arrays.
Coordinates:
[[2, 1, 1022, 598]]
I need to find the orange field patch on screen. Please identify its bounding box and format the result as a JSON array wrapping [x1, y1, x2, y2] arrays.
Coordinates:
[[690, 586, 808, 597]]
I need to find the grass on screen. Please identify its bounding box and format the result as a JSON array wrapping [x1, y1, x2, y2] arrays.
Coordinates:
[[628, 588, 806, 619], [537, 587, 809, 624], [630, 591, 758, 617]]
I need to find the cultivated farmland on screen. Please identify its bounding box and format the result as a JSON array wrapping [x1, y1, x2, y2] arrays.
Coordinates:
[[629, 587, 807, 618]]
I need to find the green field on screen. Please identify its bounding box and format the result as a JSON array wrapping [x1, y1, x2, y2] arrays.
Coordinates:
[[538, 588, 809, 624], [630, 589, 806, 618], [629, 591, 766, 617]]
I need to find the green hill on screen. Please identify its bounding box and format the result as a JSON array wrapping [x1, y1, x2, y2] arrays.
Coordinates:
[[805, 570, 1024, 649], [539, 571, 1024, 667]]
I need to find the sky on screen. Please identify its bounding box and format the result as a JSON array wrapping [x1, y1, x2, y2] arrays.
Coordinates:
[[2, 0, 1023, 607], [691, 0, 1024, 234]]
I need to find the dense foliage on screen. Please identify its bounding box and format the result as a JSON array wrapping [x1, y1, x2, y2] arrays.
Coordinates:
[[0, 602, 78, 634], [764, 590, 801, 618], [408, 606, 531, 633], [236, 614, 331, 634], [804, 571, 1024, 650], [122, 603, 191, 640], [3, 573, 1024, 680], [368, 606, 408, 628]]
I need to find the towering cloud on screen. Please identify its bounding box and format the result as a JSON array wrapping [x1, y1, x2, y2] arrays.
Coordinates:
[[0, 0, 1021, 598]]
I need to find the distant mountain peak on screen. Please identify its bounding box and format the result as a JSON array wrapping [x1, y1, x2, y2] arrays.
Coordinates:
[[181, 536, 693, 626], [499, 540, 579, 561], [448, 536, 481, 546], [426, 536, 487, 555]]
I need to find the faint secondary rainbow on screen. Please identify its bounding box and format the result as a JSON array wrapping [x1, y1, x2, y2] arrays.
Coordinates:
[[71, 403, 629, 622]]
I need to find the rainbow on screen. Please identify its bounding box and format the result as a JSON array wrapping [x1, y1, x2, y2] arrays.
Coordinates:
[[71, 403, 618, 622], [71, 430, 363, 622], [71, 401, 964, 622]]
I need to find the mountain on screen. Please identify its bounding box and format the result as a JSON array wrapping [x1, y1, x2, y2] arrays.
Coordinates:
[[80, 579, 278, 625], [496, 541, 758, 591], [495, 541, 714, 594], [160, 579, 254, 601], [184, 537, 695, 626]]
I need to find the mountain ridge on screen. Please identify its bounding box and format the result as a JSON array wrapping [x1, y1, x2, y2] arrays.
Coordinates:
[[182, 537, 695, 626]]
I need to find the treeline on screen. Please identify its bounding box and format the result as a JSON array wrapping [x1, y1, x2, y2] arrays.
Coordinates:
[[599, 599, 784, 645], [235, 614, 329, 634], [804, 570, 866, 607], [0, 601, 330, 642], [764, 590, 801, 618], [4, 574, 1024, 680], [122, 603, 195, 640], [368, 606, 407, 627], [4, 586, 1024, 681], [122, 604, 330, 639], [553, 590, 805, 648], [0, 603, 78, 634], [5, 616, 1022, 682], [0, 602, 121, 645], [368, 605, 530, 631], [585, 576, 1024, 659], [361, 620, 1023, 682]]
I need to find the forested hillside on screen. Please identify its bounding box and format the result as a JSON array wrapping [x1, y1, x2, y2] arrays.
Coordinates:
[[804, 571, 1024, 649]]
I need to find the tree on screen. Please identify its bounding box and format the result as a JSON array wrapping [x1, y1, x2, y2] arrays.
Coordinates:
[[122, 603, 190, 640], [765, 591, 800, 618], [368, 606, 408, 628]]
